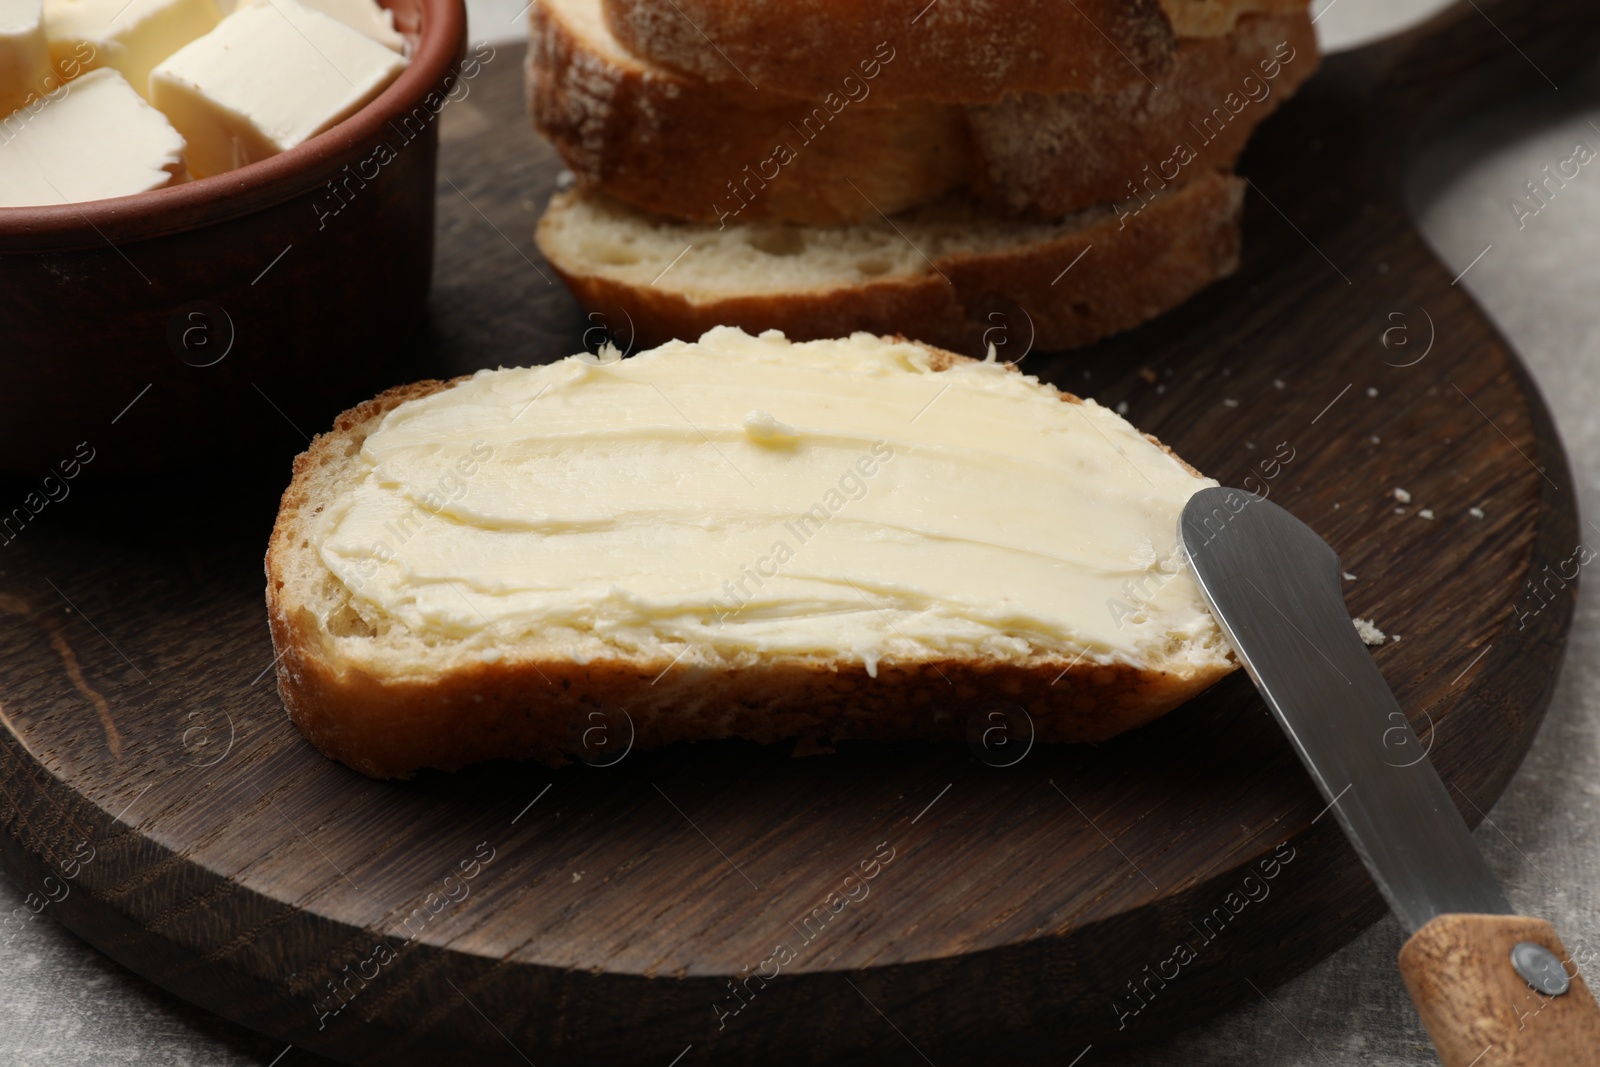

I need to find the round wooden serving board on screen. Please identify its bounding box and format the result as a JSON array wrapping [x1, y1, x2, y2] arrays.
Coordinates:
[[0, 1, 1594, 1063]]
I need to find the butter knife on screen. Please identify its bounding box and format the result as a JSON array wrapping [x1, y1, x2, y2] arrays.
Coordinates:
[[1179, 485, 1600, 1067]]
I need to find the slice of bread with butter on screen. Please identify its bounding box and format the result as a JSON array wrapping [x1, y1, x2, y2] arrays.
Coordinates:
[[266, 327, 1236, 778]]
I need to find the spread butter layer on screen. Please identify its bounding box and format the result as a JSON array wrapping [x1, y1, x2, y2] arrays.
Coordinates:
[[315, 328, 1225, 671]]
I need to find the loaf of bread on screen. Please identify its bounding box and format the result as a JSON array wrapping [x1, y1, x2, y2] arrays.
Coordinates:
[[535, 170, 1245, 354], [530, 0, 1313, 225], [266, 329, 1236, 777]]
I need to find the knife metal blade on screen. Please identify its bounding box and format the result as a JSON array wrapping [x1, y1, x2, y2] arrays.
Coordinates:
[[1179, 486, 1509, 933]]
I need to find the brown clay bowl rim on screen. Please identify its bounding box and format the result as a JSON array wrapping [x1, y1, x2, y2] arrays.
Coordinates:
[[0, 0, 467, 254]]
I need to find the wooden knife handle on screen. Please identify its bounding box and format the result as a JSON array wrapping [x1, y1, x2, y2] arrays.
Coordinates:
[[1399, 914, 1600, 1066]]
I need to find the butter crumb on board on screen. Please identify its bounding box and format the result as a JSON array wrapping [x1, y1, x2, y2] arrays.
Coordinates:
[[1353, 617, 1386, 646]]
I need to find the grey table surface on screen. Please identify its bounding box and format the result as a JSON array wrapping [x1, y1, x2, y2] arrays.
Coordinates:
[[4, 2, 1599, 1064]]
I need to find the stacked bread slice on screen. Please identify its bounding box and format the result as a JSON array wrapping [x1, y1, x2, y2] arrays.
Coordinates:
[[528, 0, 1317, 353]]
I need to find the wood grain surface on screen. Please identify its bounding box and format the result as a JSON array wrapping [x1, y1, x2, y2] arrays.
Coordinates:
[[1399, 914, 1600, 1066], [1, 0, 1596, 1063]]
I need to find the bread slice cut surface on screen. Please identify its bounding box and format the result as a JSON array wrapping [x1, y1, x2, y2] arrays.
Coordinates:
[[535, 171, 1246, 354]]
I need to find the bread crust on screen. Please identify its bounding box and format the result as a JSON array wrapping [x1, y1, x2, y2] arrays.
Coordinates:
[[1164, 0, 1307, 36], [968, 11, 1318, 217], [265, 349, 1234, 779], [527, 0, 970, 225], [599, 0, 1178, 104], [536, 170, 1246, 356]]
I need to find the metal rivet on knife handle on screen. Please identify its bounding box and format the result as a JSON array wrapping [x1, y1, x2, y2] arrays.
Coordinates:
[[1512, 941, 1572, 997]]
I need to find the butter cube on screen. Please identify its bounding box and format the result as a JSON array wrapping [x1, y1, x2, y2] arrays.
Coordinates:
[[0, 67, 184, 206], [240, 0, 401, 51], [42, 0, 220, 101], [150, 0, 407, 178], [0, 0, 52, 115]]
